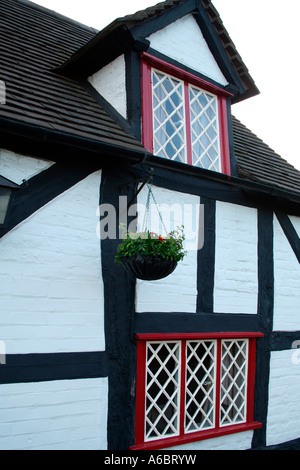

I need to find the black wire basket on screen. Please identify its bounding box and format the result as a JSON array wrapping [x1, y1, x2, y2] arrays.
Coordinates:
[[121, 253, 177, 281]]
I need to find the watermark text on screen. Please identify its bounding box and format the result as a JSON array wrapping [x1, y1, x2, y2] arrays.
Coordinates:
[[291, 340, 300, 365], [96, 197, 204, 251], [0, 340, 6, 365]]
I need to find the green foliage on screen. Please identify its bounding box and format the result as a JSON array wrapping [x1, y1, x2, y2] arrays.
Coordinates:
[[115, 225, 187, 264]]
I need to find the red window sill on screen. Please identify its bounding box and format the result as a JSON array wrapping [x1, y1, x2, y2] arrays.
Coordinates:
[[130, 421, 262, 451]]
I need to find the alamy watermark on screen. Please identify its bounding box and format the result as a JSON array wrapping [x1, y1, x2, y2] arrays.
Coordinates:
[[96, 196, 205, 251], [0, 80, 6, 105], [291, 340, 300, 365], [0, 340, 6, 365]]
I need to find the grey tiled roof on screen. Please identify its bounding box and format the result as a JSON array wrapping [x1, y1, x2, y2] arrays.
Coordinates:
[[0, 0, 147, 156], [232, 117, 300, 195]]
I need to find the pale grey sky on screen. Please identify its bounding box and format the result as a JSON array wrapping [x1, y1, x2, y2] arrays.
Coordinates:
[[31, 0, 300, 170]]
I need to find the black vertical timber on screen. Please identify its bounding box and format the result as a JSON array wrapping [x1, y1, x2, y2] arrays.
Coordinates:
[[251, 207, 274, 449], [226, 99, 238, 177], [100, 167, 137, 450], [125, 50, 142, 142], [197, 197, 216, 312]]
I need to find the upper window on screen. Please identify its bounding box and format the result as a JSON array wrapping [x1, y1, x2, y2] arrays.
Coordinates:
[[131, 332, 262, 450], [142, 53, 232, 175]]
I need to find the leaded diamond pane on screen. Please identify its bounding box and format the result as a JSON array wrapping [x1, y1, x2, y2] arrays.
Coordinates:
[[189, 85, 221, 171], [152, 69, 186, 163], [145, 341, 181, 441], [185, 341, 216, 433], [220, 339, 248, 427]]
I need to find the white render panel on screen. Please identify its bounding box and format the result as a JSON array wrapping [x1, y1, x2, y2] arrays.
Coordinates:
[[88, 54, 127, 118], [0, 170, 105, 354], [273, 215, 300, 330], [0, 378, 108, 450], [164, 430, 254, 450], [147, 14, 228, 86], [135, 186, 200, 313], [0, 149, 54, 184], [267, 349, 300, 446], [214, 201, 258, 314], [289, 214, 300, 237]]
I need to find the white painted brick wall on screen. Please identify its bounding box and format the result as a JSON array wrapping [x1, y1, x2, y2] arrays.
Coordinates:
[[0, 149, 54, 184], [165, 430, 253, 450], [0, 170, 105, 354], [214, 201, 258, 314], [0, 378, 108, 450], [289, 215, 300, 237], [147, 14, 228, 86], [267, 349, 300, 446], [88, 54, 127, 118], [273, 215, 300, 330], [135, 185, 200, 313]]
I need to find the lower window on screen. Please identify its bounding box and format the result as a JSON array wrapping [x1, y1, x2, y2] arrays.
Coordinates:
[[132, 332, 262, 450]]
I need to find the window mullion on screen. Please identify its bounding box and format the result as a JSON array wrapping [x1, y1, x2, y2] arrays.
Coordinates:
[[215, 339, 222, 430], [135, 340, 147, 446], [184, 83, 192, 165], [246, 338, 256, 423], [180, 339, 186, 436]]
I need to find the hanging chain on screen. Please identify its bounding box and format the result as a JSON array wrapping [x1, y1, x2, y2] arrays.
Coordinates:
[[141, 183, 168, 236], [141, 184, 151, 233]]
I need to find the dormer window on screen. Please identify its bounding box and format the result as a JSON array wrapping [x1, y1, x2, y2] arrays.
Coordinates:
[[142, 53, 232, 175]]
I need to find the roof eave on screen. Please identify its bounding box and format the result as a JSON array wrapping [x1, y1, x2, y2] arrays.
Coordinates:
[[1, 118, 299, 212], [0, 117, 150, 165], [54, 22, 139, 79], [143, 154, 300, 213]]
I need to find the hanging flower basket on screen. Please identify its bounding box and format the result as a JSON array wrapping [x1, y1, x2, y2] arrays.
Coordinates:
[[115, 226, 186, 281], [121, 253, 178, 281]]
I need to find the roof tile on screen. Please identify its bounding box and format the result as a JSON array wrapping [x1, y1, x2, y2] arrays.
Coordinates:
[[0, 0, 146, 156], [232, 116, 300, 195]]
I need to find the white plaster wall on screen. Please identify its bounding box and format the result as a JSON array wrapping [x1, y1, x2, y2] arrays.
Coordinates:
[[88, 55, 127, 118], [289, 215, 300, 237], [165, 430, 253, 450], [267, 349, 300, 446], [214, 201, 258, 314], [135, 186, 200, 313], [147, 14, 228, 86], [0, 378, 108, 450], [273, 215, 300, 330], [0, 170, 105, 354], [0, 149, 54, 184]]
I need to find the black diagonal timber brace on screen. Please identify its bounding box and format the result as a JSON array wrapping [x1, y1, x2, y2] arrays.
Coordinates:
[[126, 167, 154, 208]]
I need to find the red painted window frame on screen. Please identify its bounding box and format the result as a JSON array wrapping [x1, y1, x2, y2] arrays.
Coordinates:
[[141, 52, 232, 175], [131, 332, 263, 451]]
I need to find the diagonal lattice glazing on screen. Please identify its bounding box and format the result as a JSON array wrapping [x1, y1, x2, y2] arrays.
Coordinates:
[[220, 339, 248, 426], [185, 340, 217, 433], [152, 69, 186, 163], [145, 341, 181, 440], [189, 85, 220, 171]]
